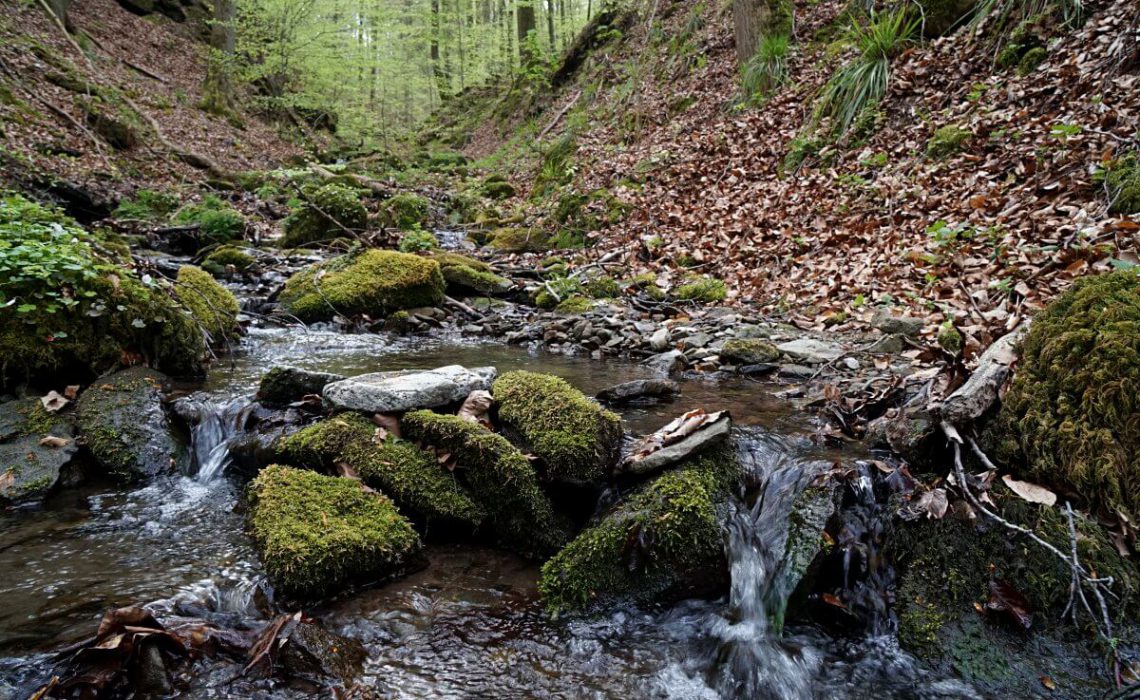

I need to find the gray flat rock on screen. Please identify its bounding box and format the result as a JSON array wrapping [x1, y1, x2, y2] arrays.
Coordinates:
[[776, 338, 844, 364], [323, 365, 498, 413]]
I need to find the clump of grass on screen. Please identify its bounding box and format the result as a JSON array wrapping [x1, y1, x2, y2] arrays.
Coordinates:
[[742, 34, 791, 103], [814, 11, 918, 136]]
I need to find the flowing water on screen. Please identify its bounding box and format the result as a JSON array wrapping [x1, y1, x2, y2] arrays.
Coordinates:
[[0, 314, 983, 698]]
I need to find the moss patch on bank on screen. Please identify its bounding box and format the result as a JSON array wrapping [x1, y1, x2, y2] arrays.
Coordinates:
[[492, 371, 623, 486], [281, 184, 368, 247], [247, 465, 422, 599], [174, 265, 241, 344], [278, 249, 446, 322], [278, 414, 485, 529]]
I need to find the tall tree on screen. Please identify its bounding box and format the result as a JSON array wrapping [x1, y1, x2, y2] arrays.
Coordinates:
[[202, 0, 237, 115], [431, 0, 447, 97], [517, 0, 537, 66], [732, 0, 792, 66]]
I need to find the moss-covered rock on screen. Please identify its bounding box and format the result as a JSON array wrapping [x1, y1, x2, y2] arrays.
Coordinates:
[[174, 265, 241, 344], [555, 295, 593, 314], [0, 195, 206, 388], [381, 193, 430, 230], [0, 398, 79, 502], [1096, 151, 1140, 215], [937, 321, 963, 355], [492, 371, 622, 486], [257, 366, 345, 407], [480, 175, 515, 200], [583, 276, 620, 299], [538, 445, 742, 615], [720, 339, 780, 365], [985, 270, 1140, 521], [76, 367, 180, 482], [278, 250, 446, 323], [430, 251, 494, 273], [675, 276, 727, 302], [1016, 46, 1047, 75], [173, 195, 246, 244], [487, 227, 550, 253], [246, 465, 422, 599], [277, 414, 485, 529], [441, 264, 512, 296], [926, 125, 972, 159], [401, 410, 570, 557], [281, 184, 367, 247], [534, 276, 582, 310], [203, 245, 254, 272]]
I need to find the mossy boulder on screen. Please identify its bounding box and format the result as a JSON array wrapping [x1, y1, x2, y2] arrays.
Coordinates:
[[257, 366, 345, 407], [277, 414, 485, 529], [278, 250, 446, 323], [441, 264, 512, 296], [555, 295, 593, 314], [538, 444, 742, 615], [583, 276, 620, 299], [492, 371, 623, 486], [1096, 151, 1140, 215], [487, 227, 550, 253], [0, 398, 80, 502], [985, 270, 1140, 521], [429, 252, 493, 273], [381, 193, 430, 230], [203, 245, 254, 273], [480, 175, 515, 200], [76, 367, 180, 482], [720, 339, 780, 365], [0, 195, 205, 389], [174, 265, 241, 344], [246, 465, 422, 599], [926, 125, 972, 159], [675, 276, 727, 302], [401, 410, 570, 557], [281, 184, 367, 247], [891, 486, 1138, 696]]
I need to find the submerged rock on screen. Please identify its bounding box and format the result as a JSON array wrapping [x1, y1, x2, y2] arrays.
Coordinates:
[[643, 349, 686, 376], [76, 367, 179, 481], [258, 366, 345, 407], [0, 398, 80, 502], [596, 379, 679, 405], [323, 365, 497, 414], [493, 371, 623, 486], [246, 465, 422, 599], [401, 410, 570, 557], [538, 444, 742, 615], [277, 413, 485, 529]]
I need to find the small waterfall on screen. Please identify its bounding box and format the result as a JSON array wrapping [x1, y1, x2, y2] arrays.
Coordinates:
[[178, 395, 256, 483]]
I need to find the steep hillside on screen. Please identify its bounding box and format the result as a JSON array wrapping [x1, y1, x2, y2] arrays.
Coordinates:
[[454, 0, 1138, 359]]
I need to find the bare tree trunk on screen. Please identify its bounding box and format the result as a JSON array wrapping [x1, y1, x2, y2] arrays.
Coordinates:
[[732, 0, 792, 66], [517, 0, 537, 66], [545, 0, 555, 51], [431, 0, 447, 97], [201, 0, 236, 115]]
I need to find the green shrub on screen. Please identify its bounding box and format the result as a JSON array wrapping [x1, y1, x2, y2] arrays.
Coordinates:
[[986, 270, 1140, 521], [398, 229, 439, 252], [113, 189, 179, 221], [742, 34, 790, 102], [174, 195, 246, 244]]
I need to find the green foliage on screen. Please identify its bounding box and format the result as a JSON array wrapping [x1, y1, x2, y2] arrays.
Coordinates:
[[480, 174, 516, 200], [742, 34, 790, 103], [986, 270, 1140, 521], [675, 276, 727, 303], [535, 275, 582, 309], [583, 276, 620, 299], [1095, 151, 1140, 215], [401, 410, 570, 557], [278, 414, 485, 528], [383, 193, 430, 230], [174, 266, 241, 344], [113, 189, 180, 221], [281, 184, 367, 247], [174, 195, 246, 244], [534, 132, 578, 197], [398, 229, 439, 252], [492, 371, 623, 485], [783, 136, 823, 173], [814, 12, 918, 136], [538, 445, 741, 615], [554, 295, 593, 313], [926, 125, 972, 158], [246, 465, 421, 599], [279, 249, 446, 322]]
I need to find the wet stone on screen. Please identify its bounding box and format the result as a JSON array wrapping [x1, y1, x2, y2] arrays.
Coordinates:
[[323, 365, 498, 414]]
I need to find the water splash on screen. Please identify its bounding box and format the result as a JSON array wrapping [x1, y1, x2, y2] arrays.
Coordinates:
[[178, 395, 256, 483]]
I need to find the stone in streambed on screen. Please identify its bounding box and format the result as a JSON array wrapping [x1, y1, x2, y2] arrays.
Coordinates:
[[246, 465, 421, 599], [322, 365, 497, 414], [0, 398, 81, 502], [258, 366, 346, 407], [643, 349, 686, 376], [76, 367, 180, 482], [493, 371, 623, 486], [620, 411, 732, 477], [596, 379, 680, 405], [776, 338, 844, 364], [719, 339, 780, 365], [870, 310, 924, 337]]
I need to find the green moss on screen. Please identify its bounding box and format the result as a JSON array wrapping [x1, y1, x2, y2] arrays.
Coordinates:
[[203, 245, 254, 272], [985, 270, 1140, 520], [720, 339, 779, 364], [488, 227, 550, 253], [534, 276, 582, 309], [1096, 151, 1140, 215], [493, 371, 623, 485], [174, 195, 246, 244], [926, 126, 972, 159], [430, 251, 493, 273], [383, 309, 413, 333], [75, 367, 176, 482], [538, 445, 741, 615], [277, 414, 484, 528], [480, 175, 515, 200], [398, 230, 439, 252], [279, 249, 446, 323], [281, 184, 367, 247], [555, 295, 593, 313], [382, 193, 430, 230], [442, 264, 511, 295], [1016, 46, 1047, 75], [583, 276, 620, 299], [675, 276, 727, 302], [247, 465, 421, 599], [937, 320, 963, 355], [401, 410, 570, 557], [174, 265, 240, 344], [113, 189, 180, 221]]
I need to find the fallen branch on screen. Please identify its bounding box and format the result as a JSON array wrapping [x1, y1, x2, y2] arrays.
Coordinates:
[[286, 180, 365, 243], [539, 90, 582, 139]]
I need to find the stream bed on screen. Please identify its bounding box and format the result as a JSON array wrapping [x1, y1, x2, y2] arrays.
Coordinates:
[[0, 322, 983, 699]]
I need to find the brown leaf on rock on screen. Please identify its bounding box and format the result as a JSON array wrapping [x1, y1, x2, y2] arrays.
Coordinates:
[[986, 579, 1033, 629]]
